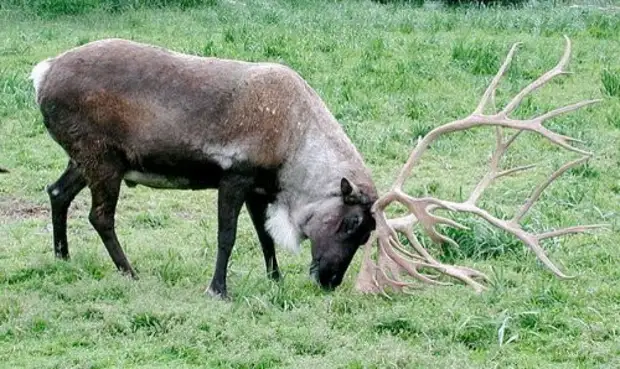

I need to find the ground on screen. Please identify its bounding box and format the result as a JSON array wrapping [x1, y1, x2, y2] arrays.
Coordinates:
[[0, 1, 619, 368]]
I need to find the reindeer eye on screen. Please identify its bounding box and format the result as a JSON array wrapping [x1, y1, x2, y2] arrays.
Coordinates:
[[342, 214, 362, 234]]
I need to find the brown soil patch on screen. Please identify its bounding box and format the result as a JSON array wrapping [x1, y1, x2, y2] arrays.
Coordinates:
[[0, 196, 50, 220]]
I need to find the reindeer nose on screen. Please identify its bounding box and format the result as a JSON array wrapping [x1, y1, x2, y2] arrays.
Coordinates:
[[321, 273, 341, 291]]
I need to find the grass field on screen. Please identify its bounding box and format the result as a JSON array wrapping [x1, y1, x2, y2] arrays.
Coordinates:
[[1, 0, 619, 368]]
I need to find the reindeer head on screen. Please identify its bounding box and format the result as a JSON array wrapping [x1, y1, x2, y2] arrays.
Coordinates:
[[304, 177, 377, 290]]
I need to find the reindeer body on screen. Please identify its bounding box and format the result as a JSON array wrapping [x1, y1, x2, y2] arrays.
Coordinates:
[[33, 39, 377, 297]]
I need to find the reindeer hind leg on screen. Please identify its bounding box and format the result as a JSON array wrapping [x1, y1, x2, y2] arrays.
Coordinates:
[[47, 160, 87, 259]]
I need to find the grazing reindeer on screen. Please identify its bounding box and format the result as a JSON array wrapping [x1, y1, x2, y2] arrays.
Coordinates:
[[31, 38, 377, 298], [0, 167, 8, 173]]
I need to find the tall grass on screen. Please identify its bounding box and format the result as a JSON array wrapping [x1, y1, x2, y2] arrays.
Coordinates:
[[1, 0, 217, 17]]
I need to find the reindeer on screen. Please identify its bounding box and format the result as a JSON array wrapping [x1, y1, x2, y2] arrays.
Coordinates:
[[31, 38, 378, 298]]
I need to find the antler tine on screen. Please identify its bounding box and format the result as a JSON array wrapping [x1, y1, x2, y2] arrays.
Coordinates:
[[538, 224, 609, 240], [518, 235, 574, 279], [467, 128, 518, 205], [501, 35, 572, 117], [386, 230, 482, 291], [356, 234, 388, 294], [533, 125, 592, 155], [474, 42, 522, 115], [535, 99, 602, 124], [511, 156, 590, 224], [496, 164, 537, 179], [504, 130, 523, 147], [356, 36, 606, 295], [474, 42, 522, 114], [380, 242, 446, 287]]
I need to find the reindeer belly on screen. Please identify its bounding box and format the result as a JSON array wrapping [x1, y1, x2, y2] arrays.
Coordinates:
[[124, 155, 224, 190], [123, 171, 197, 189], [123, 151, 281, 197]]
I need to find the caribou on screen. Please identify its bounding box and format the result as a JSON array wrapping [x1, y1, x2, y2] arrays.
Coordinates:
[[31, 36, 602, 298], [31, 38, 378, 298]]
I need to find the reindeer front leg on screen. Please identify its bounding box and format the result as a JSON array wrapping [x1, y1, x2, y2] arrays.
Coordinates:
[[246, 193, 281, 281], [207, 174, 254, 299]]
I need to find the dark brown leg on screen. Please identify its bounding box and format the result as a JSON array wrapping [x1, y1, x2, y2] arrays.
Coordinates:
[[207, 174, 253, 299], [46, 160, 87, 259], [245, 193, 280, 281], [86, 162, 137, 278]]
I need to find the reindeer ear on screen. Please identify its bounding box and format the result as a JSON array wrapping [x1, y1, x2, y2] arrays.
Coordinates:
[[341, 177, 364, 205], [341, 177, 353, 197]]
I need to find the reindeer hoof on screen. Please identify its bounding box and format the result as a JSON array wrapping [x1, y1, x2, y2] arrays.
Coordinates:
[[205, 286, 228, 300], [119, 268, 139, 280]]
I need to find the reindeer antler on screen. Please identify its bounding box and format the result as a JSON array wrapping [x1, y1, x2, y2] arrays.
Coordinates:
[[356, 36, 606, 295]]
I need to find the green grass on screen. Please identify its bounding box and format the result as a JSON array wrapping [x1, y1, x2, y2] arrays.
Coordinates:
[[1, 0, 218, 17], [1, 0, 619, 368]]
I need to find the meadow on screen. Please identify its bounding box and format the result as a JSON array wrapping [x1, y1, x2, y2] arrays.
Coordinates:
[[1, 0, 619, 368]]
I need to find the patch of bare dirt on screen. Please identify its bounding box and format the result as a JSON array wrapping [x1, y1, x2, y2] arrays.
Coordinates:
[[0, 196, 50, 219]]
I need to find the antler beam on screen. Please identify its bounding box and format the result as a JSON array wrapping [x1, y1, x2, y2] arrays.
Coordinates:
[[356, 36, 605, 295]]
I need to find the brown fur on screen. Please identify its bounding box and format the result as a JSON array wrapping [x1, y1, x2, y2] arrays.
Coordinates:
[[38, 39, 312, 170]]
